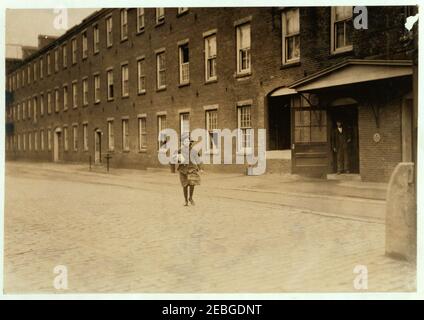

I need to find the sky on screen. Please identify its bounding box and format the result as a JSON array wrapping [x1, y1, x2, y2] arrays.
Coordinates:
[[6, 8, 99, 58]]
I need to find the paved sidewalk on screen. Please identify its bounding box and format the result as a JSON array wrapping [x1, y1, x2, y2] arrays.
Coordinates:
[[3, 161, 416, 293]]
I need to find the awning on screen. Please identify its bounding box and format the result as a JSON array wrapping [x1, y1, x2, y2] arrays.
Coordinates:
[[290, 59, 413, 92], [270, 87, 297, 97]]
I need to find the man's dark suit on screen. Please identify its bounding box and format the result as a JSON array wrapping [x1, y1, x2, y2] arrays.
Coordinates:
[[331, 126, 351, 173]]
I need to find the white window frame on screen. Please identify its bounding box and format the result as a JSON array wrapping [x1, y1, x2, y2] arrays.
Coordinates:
[[138, 116, 147, 151], [41, 129, 45, 151], [137, 58, 146, 94], [137, 8, 145, 32], [156, 8, 165, 24], [40, 58, 44, 79], [47, 91, 52, 114], [120, 9, 128, 41], [179, 42, 190, 85], [63, 85, 68, 110], [282, 8, 300, 65], [72, 81, 78, 108], [204, 33, 217, 82], [40, 93, 44, 115], [107, 120, 115, 151], [33, 96, 37, 123], [82, 31, 88, 59], [156, 51, 166, 90], [54, 88, 60, 112], [83, 123, 88, 151], [121, 64, 129, 97], [94, 74, 101, 103], [33, 62, 37, 82], [237, 104, 253, 154], [122, 119, 130, 151], [64, 126, 69, 151], [48, 129, 52, 151], [157, 114, 167, 151], [106, 15, 113, 47], [331, 6, 353, 54], [82, 78, 89, 106], [107, 69, 114, 100], [62, 44, 68, 68], [71, 38, 77, 64], [236, 23, 251, 75], [54, 49, 59, 72], [72, 125, 78, 151], [93, 24, 100, 53]]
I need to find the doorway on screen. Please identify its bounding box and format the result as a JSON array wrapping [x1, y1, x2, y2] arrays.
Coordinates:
[[268, 96, 291, 150], [53, 129, 63, 162], [328, 104, 360, 174], [94, 129, 102, 164]]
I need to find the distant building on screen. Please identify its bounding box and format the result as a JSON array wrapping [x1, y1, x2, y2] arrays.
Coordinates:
[[4, 7, 417, 182]]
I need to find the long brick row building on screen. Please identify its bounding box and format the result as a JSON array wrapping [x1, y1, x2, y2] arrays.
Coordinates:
[[5, 6, 418, 182]]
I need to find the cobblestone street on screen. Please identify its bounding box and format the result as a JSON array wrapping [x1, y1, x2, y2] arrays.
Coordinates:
[[3, 162, 416, 293]]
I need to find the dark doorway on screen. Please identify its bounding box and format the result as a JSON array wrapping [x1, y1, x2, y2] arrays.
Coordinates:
[[268, 96, 291, 150], [328, 105, 360, 174]]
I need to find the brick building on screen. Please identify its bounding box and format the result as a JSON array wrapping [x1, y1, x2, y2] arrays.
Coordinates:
[[4, 7, 417, 182]]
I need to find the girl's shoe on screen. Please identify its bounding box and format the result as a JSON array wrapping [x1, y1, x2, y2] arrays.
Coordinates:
[[184, 201, 189, 206], [189, 198, 195, 205]]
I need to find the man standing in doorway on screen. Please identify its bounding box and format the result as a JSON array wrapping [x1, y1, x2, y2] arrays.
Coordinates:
[[332, 120, 351, 174]]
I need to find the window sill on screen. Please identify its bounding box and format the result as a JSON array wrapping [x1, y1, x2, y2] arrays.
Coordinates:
[[281, 61, 301, 69], [94, 100, 101, 105], [178, 82, 190, 88], [107, 44, 113, 49], [120, 37, 128, 43], [235, 72, 252, 79], [177, 10, 189, 17], [94, 50, 99, 55], [107, 98, 115, 102], [330, 46, 353, 57], [155, 20, 165, 27], [83, 104, 89, 107], [138, 149, 147, 153], [136, 28, 145, 35], [205, 79, 218, 85], [121, 95, 129, 99], [156, 87, 167, 92], [137, 90, 146, 96]]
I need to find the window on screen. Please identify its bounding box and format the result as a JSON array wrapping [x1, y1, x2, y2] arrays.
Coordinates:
[[178, 8, 189, 15], [206, 109, 218, 153], [18, 103, 22, 121], [63, 85, 68, 110], [27, 65, 31, 84], [180, 113, 190, 140], [72, 82, 78, 108], [71, 38, 77, 64], [122, 119, 129, 151], [47, 53, 51, 75], [82, 78, 89, 106], [40, 94, 44, 115], [62, 44, 67, 68], [41, 130, 45, 151], [157, 115, 167, 149], [237, 105, 252, 153], [18, 134, 21, 151], [33, 97, 37, 122], [21, 70, 25, 86], [107, 69, 114, 100], [137, 8, 145, 32], [94, 74, 100, 103], [205, 34, 217, 81], [54, 49, 59, 72], [156, 8, 165, 24], [23, 133, 27, 151], [64, 127, 68, 151], [47, 92, 52, 114], [28, 99, 32, 119], [33, 63, 37, 82], [120, 9, 128, 40], [83, 124, 88, 151], [55, 89, 60, 112], [236, 23, 251, 74], [34, 131, 38, 151], [48, 129, 52, 151], [16, 72, 20, 89], [28, 132, 32, 151], [92, 24, 100, 54], [156, 51, 166, 89], [82, 31, 88, 59], [73, 125, 78, 151], [293, 95, 327, 143], [137, 58, 146, 93], [121, 64, 129, 97], [107, 120, 114, 151], [138, 117, 147, 150], [282, 8, 300, 64], [331, 6, 353, 53], [40, 58, 44, 79], [179, 43, 190, 84], [106, 16, 113, 47]]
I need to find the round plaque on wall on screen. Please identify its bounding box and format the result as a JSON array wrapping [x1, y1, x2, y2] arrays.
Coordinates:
[[373, 133, 381, 143]]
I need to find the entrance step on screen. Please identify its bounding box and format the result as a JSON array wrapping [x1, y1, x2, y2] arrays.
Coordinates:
[[266, 159, 291, 174], [327, 173, 361, 181]]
